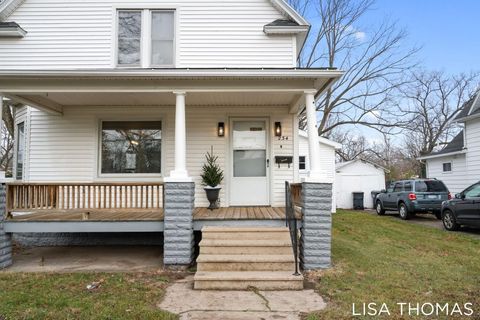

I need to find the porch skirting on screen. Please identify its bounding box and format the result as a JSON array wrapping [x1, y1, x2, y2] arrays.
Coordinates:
[[0, 184, 13, 269], [12, 232, 164, 247], [300, 182, 332, 270], [163, 182, 195, 267]]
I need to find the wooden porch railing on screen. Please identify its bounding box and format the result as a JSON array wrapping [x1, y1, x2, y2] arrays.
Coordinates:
[[290, 183, 303, 207], [6, 182, 164, 216]]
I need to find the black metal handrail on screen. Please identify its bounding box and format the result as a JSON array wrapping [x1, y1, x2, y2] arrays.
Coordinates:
[[285, 181, 300, 276]]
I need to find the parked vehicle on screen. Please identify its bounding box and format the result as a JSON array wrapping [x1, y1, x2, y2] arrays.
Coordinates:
[[441, 182, 480, 231], [375, 179, 450, 220]]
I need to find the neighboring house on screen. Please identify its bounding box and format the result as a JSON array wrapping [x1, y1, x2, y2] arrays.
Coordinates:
[[298, 130, 341, 213], [335, 159, 387, 209], [0, 0, 344, 286], [419, 93, 480, 194]]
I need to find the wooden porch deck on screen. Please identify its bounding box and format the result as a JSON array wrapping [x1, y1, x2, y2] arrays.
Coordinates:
[[7, 206, 301, 222]]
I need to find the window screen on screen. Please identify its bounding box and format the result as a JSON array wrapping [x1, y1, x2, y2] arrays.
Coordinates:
[[151, 11, 174, 66]]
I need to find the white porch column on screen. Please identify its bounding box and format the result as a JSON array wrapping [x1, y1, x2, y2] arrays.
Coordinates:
[[166, 91, 191, 181], [304, 90, 322, 181]]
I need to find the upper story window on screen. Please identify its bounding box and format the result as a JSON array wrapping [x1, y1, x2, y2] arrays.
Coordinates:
[[117, 9, 175, 67]]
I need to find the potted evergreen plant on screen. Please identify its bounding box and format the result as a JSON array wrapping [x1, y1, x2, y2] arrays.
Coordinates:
[[201, 147, 224, 210]]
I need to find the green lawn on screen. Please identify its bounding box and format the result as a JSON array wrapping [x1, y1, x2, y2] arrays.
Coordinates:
[[0, 211, 479, 319], [0, 272, 180, 319], [307, 210, 480, 319]]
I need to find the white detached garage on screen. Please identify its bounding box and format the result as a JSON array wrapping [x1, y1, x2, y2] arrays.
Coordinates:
[[335, 159, 387, 209]]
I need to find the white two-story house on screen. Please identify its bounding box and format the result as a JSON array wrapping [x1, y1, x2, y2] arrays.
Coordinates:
[[419, 93, 480, 194], [0, 0, 343, 289]]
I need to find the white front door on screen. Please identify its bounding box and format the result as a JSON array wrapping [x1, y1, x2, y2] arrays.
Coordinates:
[[230, 119, 269, 206]]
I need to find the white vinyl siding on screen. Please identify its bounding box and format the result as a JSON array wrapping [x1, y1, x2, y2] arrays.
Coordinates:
[[425, 155, 467, 194], [465, 119, 480, 185], [0, 0, 295, 69], [24, 105, 294, 208], [298, 134, 336, 212], [298, 136, 336, 182]]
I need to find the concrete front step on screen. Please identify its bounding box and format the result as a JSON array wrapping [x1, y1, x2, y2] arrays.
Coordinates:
[[197, 254, 295, 272], [200, 239, 293, 255], [202, 232, 291, 241], [201, 227, 291, 241], [194, 271, 304, 290], [202, 227, 289, 232], [194, 227, 303, 290]]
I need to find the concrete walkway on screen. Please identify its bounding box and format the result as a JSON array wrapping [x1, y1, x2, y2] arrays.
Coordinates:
[[4, 246, 163, 272], [159, 276, 326, 320]]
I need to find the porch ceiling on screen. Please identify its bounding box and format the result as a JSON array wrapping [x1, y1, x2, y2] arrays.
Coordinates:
[[0, 68, 344, 114], [9, 91, 301, 108]]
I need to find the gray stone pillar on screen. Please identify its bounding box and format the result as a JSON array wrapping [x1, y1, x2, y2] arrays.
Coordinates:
[[0, 184, 12, 269], [300, 182, 332, 270], [163, 182, 195, 268]]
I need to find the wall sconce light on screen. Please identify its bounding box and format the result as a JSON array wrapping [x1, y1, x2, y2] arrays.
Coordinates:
[[217, 122, 225, 137], [275, 122, 282, 137]]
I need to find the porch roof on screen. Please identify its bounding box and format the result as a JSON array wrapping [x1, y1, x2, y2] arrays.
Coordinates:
[[0, 68, 343, 115]]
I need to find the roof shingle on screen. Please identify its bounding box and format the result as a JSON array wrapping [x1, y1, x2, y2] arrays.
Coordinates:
[[424, 131, 464, 157]]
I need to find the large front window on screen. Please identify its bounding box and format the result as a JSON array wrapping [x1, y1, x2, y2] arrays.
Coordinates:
[[117, 9, 175, 67], [101, 121, 162, 174]]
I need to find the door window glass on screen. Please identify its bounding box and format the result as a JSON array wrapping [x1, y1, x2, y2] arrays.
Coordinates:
[[232, 121, 266, 177], [393, 182, 403, 192], [387, 183, 394, 193], [464, 183, 480, 198], [234, 150, 266, 177], [404, 181, 412, 192]]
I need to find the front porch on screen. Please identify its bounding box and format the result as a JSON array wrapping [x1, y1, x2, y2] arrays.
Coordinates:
[[5, 205, 302, 232], [0, 69, 338, 272]]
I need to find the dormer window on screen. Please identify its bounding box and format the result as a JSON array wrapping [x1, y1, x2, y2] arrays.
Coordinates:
[[116, 9, 175, 68]]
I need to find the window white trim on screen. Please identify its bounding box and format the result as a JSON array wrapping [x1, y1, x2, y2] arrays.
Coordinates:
[[442, 161, 453, 173], [96, 119, 164, 179], [114, 8, 176, 68]]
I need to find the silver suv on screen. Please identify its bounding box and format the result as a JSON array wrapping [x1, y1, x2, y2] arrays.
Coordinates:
[[375, 179, 451, 220]]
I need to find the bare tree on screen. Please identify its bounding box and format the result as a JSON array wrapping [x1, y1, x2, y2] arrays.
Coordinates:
[[328, 129, 371, 161], [288, 0, 418, 135], [0, 98, 16, 176], [400, 70, 479, 176]]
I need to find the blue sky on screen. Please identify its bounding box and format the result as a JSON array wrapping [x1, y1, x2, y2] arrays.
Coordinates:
[[364, 0, 479, 74]]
